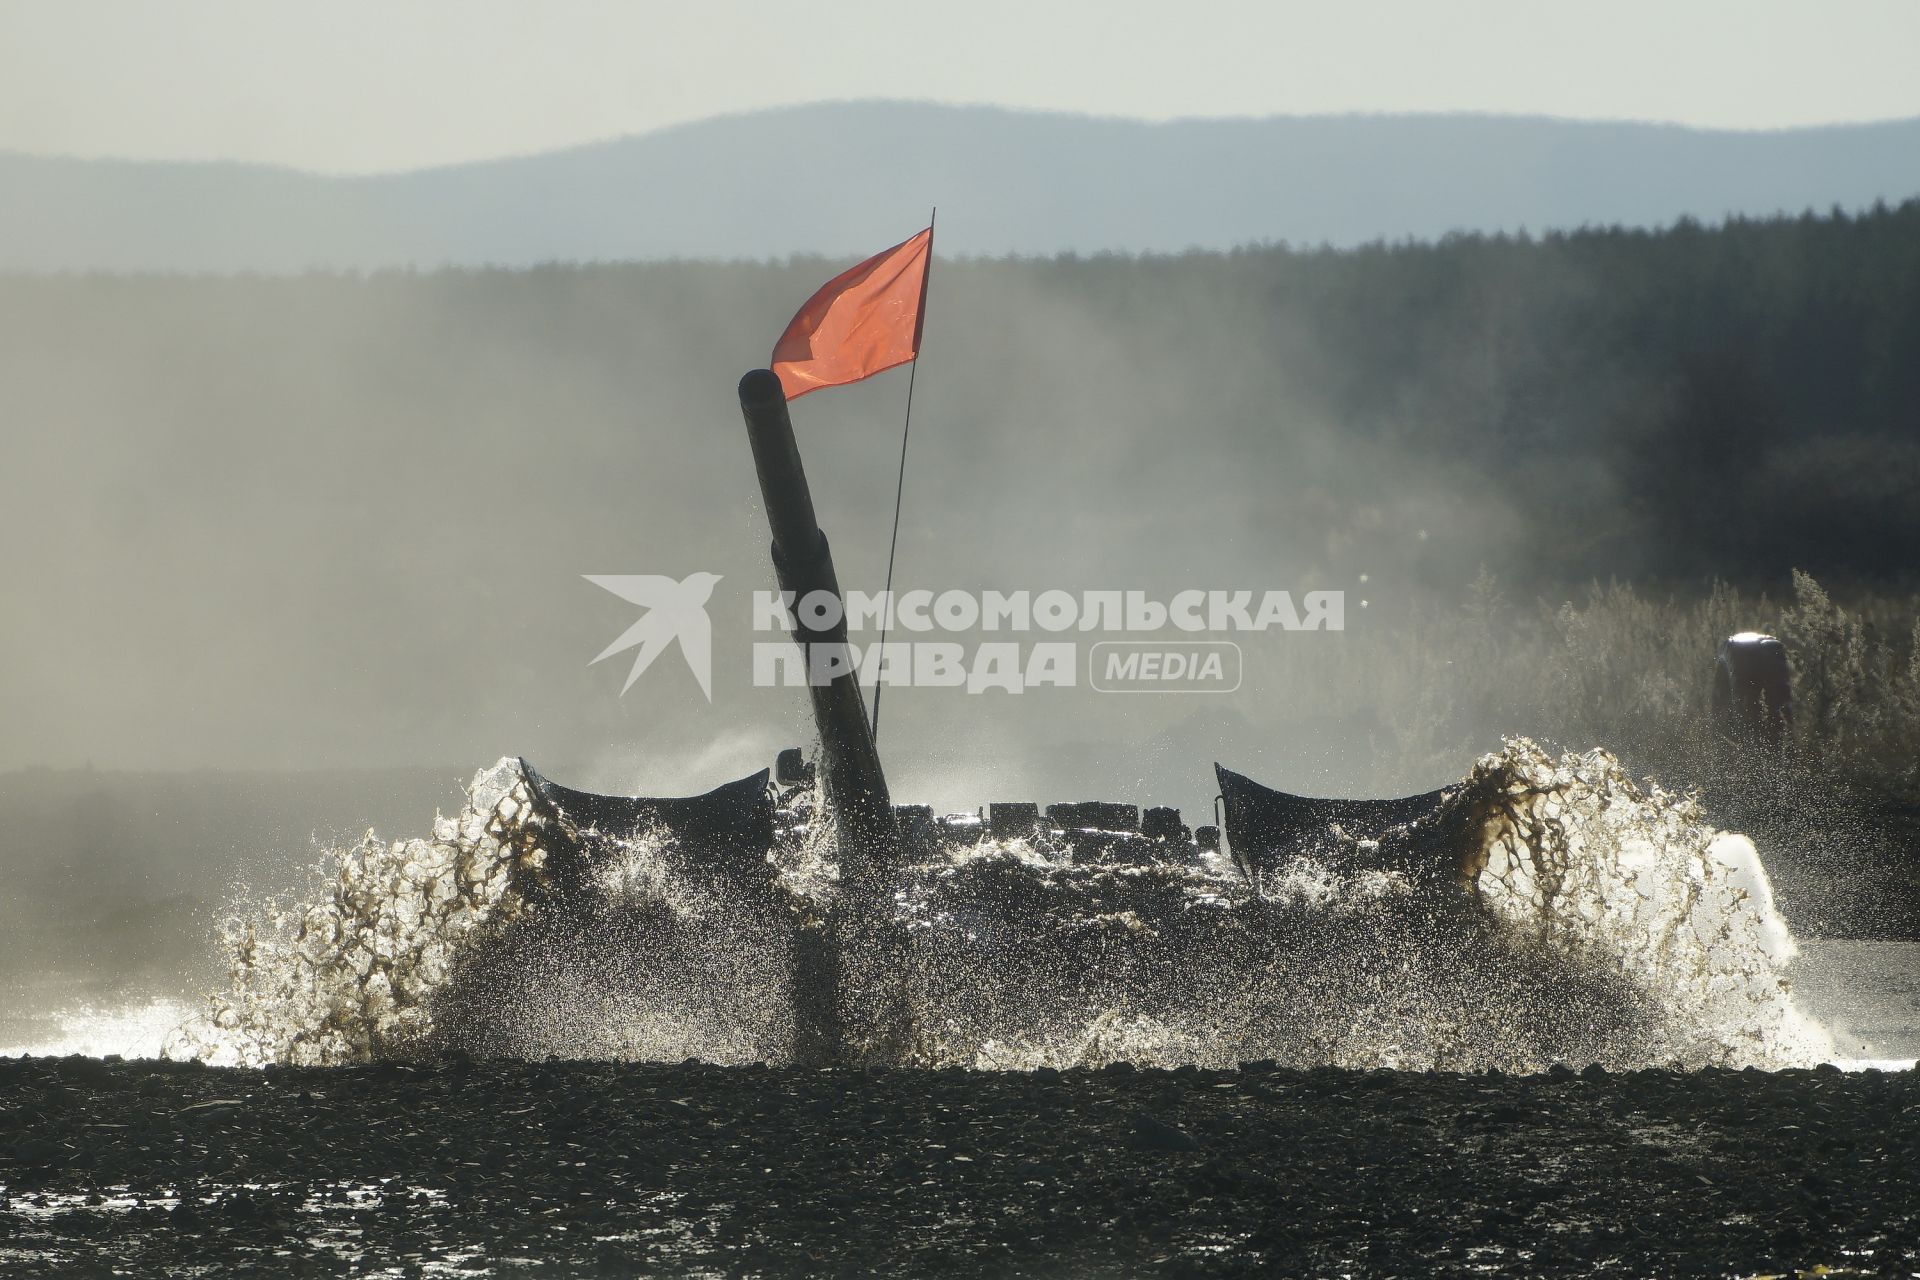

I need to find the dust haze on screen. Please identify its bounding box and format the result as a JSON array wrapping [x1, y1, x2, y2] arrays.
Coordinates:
[[0, 249, 1505, 814]]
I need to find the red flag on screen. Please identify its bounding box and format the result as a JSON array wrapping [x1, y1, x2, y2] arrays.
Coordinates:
[[771, 227, 932, 401]]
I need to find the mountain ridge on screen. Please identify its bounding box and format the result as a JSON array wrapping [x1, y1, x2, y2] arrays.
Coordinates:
[[8, 102, 1917, 179], [4, 100, 1919, 271]]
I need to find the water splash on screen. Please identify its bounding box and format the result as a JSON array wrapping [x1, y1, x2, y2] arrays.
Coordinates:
[[169, 739, 1832, 1071], [164, 762, 547, 1066], [1467, 742, 1829, 1066]]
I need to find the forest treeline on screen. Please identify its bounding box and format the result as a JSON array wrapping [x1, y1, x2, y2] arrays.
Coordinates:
[[1001, 199, 1920, 586], [5, 198, 1916, 594]]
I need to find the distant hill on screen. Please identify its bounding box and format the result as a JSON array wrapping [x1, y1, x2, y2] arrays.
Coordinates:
[[3, 102, 1919, 272]]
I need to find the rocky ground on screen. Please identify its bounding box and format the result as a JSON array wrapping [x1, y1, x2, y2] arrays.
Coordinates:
[[1, 1055, 1916, 1278]]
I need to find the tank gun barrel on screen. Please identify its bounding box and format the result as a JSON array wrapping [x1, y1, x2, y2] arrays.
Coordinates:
[[737, 368, 897, 881]]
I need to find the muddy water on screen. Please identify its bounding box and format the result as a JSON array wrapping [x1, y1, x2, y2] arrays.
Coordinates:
[[3, 1054, 1916, 1277]]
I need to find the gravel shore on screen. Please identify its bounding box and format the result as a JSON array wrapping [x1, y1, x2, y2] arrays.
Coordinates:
[[2, 1055, 1916, 1277]]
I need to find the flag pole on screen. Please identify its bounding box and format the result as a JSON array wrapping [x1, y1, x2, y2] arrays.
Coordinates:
[[870, 208, 935, 744]]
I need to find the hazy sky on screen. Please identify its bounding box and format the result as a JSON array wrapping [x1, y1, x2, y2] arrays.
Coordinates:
[[3, 0, 1918, 173]]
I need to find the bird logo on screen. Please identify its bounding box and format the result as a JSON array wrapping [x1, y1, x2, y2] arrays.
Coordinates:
[[584, 572, 723, 700]]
